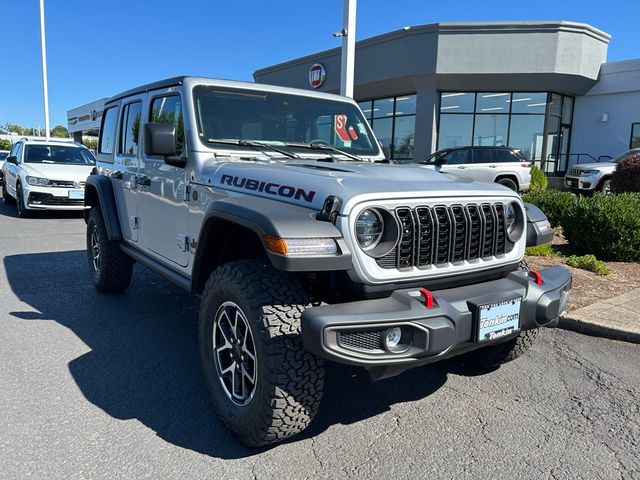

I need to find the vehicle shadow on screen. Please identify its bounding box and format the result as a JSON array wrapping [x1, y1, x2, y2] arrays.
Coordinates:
[[3, 250, 483, 458]]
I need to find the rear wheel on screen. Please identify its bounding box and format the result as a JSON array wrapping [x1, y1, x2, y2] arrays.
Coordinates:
[[464, 329, 539, 369], [86, 206, 133, 293], [496, 177, 518, 191], [199, 259, 324, 447], [2, 181, 14, 204], [15, 183, 30, 218]]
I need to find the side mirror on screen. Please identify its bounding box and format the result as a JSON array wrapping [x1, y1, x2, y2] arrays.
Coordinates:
[[144, 123, 186, 167], [6, 155, 17, 165]]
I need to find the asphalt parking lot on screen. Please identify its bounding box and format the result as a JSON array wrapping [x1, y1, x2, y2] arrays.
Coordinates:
[[1, 201, 640, 479]]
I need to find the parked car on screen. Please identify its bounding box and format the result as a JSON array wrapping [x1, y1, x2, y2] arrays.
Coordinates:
[[564, 148, 640, 194], [1, 139, 95, 217], [418, 146, 532, 191], [0, 150, 9, 185], [85, 76, 568, 447]]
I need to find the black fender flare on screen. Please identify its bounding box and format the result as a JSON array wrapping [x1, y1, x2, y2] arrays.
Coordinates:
[[192, 196, 351, 291], [84, 175, 123, 241], [524, 202, 554, 246]]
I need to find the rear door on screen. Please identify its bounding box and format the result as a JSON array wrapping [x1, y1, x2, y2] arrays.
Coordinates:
[[137, 90, 190, 268], [114, 97, 145, 242], [469, 148, 499, 183], [436, 149, 472, 180]]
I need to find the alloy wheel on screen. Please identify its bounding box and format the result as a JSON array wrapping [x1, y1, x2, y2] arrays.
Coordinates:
[[90, 225, 101, 273], [213, 301, 257, 406]]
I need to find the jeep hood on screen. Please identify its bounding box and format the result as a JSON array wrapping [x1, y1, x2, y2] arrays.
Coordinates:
[[21, 163, 94, 181], [203, 160, 519, 212]]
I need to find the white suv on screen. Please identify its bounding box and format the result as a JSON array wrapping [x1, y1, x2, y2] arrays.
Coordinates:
[[418, 146, 532, 192], [1, 139, 95, 217], [564, 148, 640, 194]]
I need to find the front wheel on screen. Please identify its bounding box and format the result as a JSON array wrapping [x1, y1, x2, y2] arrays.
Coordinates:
[[199, 260, 325, 447], [15, 183, 30, 218], [463, 328, 539, 369], [86, 206, 133, 293]]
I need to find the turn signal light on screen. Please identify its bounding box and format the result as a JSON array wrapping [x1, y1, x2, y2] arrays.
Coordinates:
[[263, 236, 338, 256]]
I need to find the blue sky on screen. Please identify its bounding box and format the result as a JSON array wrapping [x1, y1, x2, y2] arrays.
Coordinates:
[[0, 0, 638, 128]]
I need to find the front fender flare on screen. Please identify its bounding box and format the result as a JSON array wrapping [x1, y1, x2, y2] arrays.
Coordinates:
[[84, 175, 123, 241]]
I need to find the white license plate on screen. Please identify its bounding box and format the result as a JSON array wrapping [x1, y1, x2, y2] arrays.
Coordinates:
[[68, 190, 84, 200], [477, 298, 521, 343]]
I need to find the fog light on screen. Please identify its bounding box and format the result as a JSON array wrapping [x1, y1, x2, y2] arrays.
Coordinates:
[[384, 327, 402, 350]]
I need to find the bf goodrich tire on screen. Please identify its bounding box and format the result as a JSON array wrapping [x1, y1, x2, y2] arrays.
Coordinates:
[[86, 206, 133, 293], [2, 181, 15, 204], [199, 259, 325, 447], [497, 177, 518, 191], [464, 329, 539, 369]]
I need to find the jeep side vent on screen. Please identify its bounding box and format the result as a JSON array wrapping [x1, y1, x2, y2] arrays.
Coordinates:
[[376, 202, 508, 270], [338, 330, 384, 352]]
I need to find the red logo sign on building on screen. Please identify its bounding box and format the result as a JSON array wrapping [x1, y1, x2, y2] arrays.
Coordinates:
[[309, 63, 326, 89]]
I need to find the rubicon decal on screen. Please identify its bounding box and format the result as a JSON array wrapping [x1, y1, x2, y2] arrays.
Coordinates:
[[220, 175, 316, 202]]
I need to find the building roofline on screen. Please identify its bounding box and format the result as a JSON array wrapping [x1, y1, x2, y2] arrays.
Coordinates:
[[253, 20, 611, 77]]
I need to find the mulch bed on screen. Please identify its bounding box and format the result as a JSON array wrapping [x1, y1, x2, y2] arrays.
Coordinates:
[[525, 230, 640, 311]]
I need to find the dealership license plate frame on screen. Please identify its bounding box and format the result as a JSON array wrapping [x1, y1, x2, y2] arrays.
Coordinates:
[[476, 297, 522, 343], [68, 190, 84, 200]]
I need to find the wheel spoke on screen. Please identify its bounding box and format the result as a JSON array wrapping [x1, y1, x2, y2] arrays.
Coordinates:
[[242, 364, 255, 384]]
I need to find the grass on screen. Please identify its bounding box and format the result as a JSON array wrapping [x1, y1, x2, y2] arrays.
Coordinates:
[[565, 254, 612, 276], [525, 243, 557, 257]]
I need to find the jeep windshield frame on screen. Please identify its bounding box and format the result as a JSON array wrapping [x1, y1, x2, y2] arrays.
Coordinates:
[[193, 85, 381, 158]]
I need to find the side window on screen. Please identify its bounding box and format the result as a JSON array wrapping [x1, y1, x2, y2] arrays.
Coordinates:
[[150, 95, 184, 154], [119, 102, 142, 156], [493, 149, 517, 163], [443, 149, 469, 165], [14, 143, 23, 162], [99, 106, 119, 155], [471, 149, 492, 164]]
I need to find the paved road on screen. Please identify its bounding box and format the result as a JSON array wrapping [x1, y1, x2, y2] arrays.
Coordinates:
[[1, 200, 639, 480]]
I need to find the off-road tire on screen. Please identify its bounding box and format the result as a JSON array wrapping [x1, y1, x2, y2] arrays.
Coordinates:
[[199, 259, 325, 447], [15, 183, 30, 218], [86, 206, 133, 293], [465, 328, 539, 369], [496, 177, 518, 191], [2, 181, 14, 204]]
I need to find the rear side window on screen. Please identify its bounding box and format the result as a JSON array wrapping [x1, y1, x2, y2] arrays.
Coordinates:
[[149, 95, 184, 154], [443, 149, 469, 164], [471, 149, 492, 164], [493, 149, 519, 163], [99, 106, 119, 155], [119, 102, 142, 156]]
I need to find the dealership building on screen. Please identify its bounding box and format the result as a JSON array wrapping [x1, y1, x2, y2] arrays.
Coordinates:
[[253, 21, 640, 177]]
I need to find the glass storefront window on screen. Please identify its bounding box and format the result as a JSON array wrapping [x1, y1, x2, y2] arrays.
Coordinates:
[[372, 98, 394, 118], [393, 115, 415, 159], [562, 96, 574, 124], [438, 114, 473, 148], [508, 115, 545, 160], [631, 123, 640, 149], [549, 93, 563, 117], [371, 117, 393, 151], [358, 101, 373, 120], [510, 92, 547, 114], [476, 92, 510, 113], [394, 95, 416, 115], [441, 92, 475, 113], [473, 115, 509, 146]]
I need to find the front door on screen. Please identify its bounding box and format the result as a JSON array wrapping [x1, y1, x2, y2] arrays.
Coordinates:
[[437, 149, 473, 181], [137, 90, 190, 268]]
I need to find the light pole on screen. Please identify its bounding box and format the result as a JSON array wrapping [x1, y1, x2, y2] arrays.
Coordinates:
[[339, 0, 356, 98], [39, 0, 50, 140]]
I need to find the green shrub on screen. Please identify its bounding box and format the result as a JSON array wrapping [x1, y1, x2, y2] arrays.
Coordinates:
[[562, 193, 640, 261], [521, 190, 575, 227], [565, 254, 611, 275], [611, 153, 640, 193], [525, 243, 557, 257], [528, 164, 548, 192], [0, 138, 12, 150]]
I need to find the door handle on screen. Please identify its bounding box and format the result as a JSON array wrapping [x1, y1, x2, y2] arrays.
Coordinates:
[[137, 175, 151, 187], [457, 166, 467, 169], [489, 165, 498, 168], [112, 171, 123, 180]]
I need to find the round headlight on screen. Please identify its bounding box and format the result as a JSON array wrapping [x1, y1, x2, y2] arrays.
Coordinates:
[[356, 209, 383, 250], [506, 203, 517, 235]]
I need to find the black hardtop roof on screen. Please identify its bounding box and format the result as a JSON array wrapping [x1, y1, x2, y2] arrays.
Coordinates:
[[105, 76, 187, 105]]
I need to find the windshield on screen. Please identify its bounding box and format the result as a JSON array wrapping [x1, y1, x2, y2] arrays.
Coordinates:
[[193, 86, 380, 157], [420, 150, 449, 165], [24, 145, 95, 165], [612, 150, 640, 163]]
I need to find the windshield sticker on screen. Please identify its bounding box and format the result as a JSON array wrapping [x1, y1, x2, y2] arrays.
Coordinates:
[[334, 115, 358, 142]]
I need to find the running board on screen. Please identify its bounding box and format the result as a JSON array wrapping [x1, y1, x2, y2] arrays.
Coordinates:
[[120, 243, 191, 292]]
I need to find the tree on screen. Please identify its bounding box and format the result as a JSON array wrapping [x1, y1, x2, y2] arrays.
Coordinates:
[[0, 139, 12, 150], [50, 125, 69, 138]]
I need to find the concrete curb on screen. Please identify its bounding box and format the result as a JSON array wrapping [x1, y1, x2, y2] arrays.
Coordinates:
[[558, 315, 640, 344]]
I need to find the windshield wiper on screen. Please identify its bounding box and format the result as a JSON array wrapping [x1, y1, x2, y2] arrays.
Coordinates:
[[206, 138, 299, 159], [284, 141, 365, 162]]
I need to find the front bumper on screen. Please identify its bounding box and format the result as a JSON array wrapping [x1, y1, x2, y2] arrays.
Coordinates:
[[24, 185, 87, 210], [564, 175, 598, 191], [302, 265, 571, 376]]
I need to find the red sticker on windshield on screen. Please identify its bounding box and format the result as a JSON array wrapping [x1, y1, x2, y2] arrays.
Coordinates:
[[334, 115, 358, 142]]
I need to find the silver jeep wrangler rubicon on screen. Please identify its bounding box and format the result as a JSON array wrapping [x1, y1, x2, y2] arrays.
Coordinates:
[[84, 76, 571, 447]]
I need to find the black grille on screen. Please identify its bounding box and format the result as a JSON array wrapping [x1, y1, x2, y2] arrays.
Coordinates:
[[338, 330, 384, 352], [376, 203, 509, 270], [28, 192, 84, 206]]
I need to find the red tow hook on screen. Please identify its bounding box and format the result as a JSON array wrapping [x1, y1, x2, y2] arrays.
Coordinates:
[[529, 269, 543, 286], [419, 288, 435, 308]]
